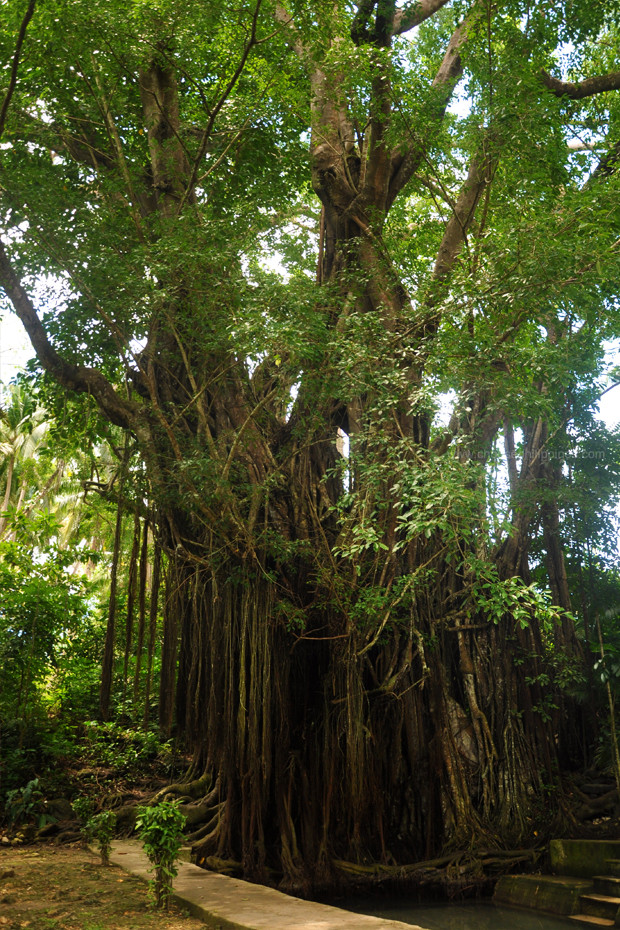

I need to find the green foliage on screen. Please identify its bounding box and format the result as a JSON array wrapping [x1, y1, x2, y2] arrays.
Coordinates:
[[547, 648, 589, 703], [0, 515, 102, 789], [136, 801, 187, 910], [592, 609, 620, 698], [79, 721, 173, 775], [87, 810, 117, 866], [71, 795, 94, 824], [4, 777, 47, 828], [468, 563, 564, 630]]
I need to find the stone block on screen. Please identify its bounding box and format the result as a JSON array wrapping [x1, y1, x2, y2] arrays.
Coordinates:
[[493, 874, 594, 915], [550, 841, 620, 879]]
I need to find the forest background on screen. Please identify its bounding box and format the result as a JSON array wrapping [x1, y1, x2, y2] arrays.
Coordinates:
[[1, 0, 620, 896]]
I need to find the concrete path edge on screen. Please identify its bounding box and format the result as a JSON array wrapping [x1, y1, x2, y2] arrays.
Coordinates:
[[108, 840, 427, 930]]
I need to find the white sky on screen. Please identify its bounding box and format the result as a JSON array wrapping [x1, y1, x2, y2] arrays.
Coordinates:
[[598, 341, 620, 429], [0, 313, 31, 385], [600, 383, 620, 428]]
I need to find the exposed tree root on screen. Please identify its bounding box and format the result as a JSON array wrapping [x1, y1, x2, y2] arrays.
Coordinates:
[[114, 803, 140, 833], [150, 774, 211, 805], [204, 856, 242, 876], [332, 847, 540, 889], [574, 787, 618, 820], [185, 805, 224, 844]]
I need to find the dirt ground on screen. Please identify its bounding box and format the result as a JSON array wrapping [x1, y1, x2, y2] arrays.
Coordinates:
[[0, 843, 207, 930]]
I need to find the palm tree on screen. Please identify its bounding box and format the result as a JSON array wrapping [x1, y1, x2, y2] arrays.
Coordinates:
[[0, 382, 50, 538]]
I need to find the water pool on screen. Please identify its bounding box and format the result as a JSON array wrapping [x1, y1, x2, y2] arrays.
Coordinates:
[[340, 899, 577, 929]]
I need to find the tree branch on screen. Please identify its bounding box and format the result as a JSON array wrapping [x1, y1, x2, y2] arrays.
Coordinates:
[[11, 107, 117, 174], [432, 149, 495, 281], [0, 0, 37, 141], [177, 0, 263, 214], [0, 242, 137, 430], [591, 139, 620, 180], [274, 2, 306, 58], [387, 10, 472, 205], [411, 146, 496, 353], [540, 69, 620, 100], [392, 0, 453, 35], [55, 120, 116, 171], [351, 0, 375, 45]]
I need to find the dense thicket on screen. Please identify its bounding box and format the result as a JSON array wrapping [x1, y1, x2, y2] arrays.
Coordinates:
[[1, 0, 620, 891]]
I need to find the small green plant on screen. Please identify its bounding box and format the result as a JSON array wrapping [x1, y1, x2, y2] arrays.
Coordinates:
[[72, 795, 94, 822], [5, 777, 49, 827], [72, 795, 95, 845], [87, 809, 116, 866], [136, 800, 187, 909]]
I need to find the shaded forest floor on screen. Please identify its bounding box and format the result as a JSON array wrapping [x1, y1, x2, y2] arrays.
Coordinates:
[[0, 844, 206, 930]]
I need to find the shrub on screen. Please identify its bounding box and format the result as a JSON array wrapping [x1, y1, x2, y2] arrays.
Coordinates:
[[5, 777, 41, 827], [87, 810, 116, 866], [136, 801, 186, 909]]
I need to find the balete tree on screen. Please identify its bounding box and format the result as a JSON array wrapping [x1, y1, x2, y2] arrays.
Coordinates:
[[1, 0, 620, 890]]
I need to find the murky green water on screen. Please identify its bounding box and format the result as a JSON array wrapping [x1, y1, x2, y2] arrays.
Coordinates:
[[341, 899, 576, 929]]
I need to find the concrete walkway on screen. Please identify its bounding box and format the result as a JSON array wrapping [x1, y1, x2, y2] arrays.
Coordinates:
[[109, 840, 425, 930]]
